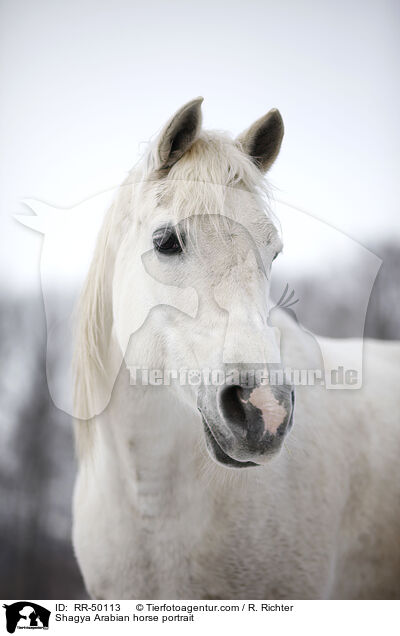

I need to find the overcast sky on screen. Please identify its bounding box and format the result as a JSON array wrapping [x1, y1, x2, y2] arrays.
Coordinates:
[[1, 0, 399, 292]]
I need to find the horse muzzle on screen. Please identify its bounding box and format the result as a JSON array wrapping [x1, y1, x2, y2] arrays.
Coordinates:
[[197, 368, 294, 468]]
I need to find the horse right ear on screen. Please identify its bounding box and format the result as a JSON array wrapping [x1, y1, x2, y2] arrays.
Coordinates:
[[237, 109, 284, 173], [155, 97, 203, 170]]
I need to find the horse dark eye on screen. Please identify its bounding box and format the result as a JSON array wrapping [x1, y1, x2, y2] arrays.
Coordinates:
[[152, 226, 182, 254], [272, 252, 278, 262]]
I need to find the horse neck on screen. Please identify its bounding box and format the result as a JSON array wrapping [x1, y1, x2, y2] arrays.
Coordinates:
[[91, 339, 209, 517]]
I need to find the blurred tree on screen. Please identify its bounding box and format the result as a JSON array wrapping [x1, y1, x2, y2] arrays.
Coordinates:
[[0, 293, 86, 599]]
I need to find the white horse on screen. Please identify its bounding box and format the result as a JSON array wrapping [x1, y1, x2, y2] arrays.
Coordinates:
[[72, 98, 400, 599]]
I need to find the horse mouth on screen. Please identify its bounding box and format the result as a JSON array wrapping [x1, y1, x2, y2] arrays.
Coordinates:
[[201, 418, 259, 469]]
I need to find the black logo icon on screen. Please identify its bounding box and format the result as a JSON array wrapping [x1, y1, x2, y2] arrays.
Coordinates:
[[2, 602, 50, 633]]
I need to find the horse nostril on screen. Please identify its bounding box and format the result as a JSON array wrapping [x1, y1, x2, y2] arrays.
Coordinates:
[[218, 382, 294, 440], [218, 385, 246, 425], [218, 383, 267, 443]]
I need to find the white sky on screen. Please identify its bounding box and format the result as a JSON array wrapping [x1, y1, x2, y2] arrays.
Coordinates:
[[1, 0, 399, 292]]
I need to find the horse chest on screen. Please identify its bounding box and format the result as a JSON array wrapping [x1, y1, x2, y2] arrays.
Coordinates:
[[74, 467, 211, 599]]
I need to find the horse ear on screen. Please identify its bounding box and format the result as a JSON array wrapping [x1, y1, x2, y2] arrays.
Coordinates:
[[237, 109, 284, 172], [156, 97, 203, 170]]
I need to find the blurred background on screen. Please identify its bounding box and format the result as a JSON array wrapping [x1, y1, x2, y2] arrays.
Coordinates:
[[0, 0, 399, 599]]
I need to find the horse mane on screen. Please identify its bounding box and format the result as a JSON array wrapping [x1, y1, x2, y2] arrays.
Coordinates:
[[73, 178, 135, 454], [73, 130, 277, 458]]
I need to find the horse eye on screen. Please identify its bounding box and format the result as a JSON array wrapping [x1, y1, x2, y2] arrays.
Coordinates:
[[272, 252, 279, 262], [152, 226, 182, 254]]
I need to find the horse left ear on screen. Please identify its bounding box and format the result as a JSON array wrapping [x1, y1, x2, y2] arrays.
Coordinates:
[[156, 97, 204, 170], [237, 109, 284, 172]]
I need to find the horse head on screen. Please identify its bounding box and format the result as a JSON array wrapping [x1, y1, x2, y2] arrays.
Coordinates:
[[110, 98, 294, 467]]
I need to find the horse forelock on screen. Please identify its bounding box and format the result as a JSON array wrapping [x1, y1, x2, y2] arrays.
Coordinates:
[[129, 131, 273, 219]]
